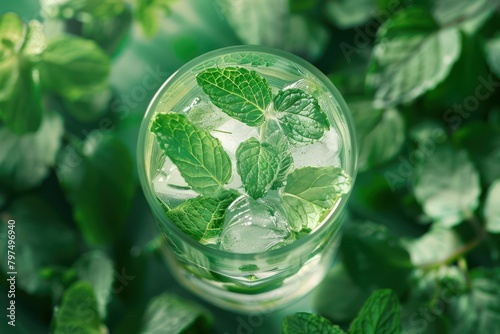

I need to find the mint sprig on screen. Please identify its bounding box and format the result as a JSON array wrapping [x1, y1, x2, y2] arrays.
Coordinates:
[[151, 113, 232, 196]]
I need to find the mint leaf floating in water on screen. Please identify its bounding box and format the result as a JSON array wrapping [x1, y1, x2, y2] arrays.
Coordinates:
[[196, 66, 272, 126], [272, 88, 330, 144], [151, 113, 232, 196], [282, 312, 346, 334], [165, 191, 239, 245], [236, 137, 280, 199], [281, 166, 351, 231], [349, 289, 401, 334], [262, 119, 294, 189]]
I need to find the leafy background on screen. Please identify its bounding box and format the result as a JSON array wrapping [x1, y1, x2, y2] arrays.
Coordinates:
[[1, 0, 500, 333]]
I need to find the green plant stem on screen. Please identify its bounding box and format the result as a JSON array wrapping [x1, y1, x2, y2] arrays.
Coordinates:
[[418, 236, 483, 271]]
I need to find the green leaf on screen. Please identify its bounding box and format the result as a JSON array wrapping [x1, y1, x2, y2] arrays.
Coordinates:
[[367, 7, 461, 107], [349, 98, 405, 171], [165, 191, 239, 244], [484, 180, 500, 234], [325, 0, 376, 29], [313, 263, 371, 323], [135, 0, 174, 37], [0, 196, 78, 294], [196, 67, 272, 126], [404, 227, 462, 266], [54, 282, 104, 334], [341, 222, 414, 293], [281, 166, 351, 231], [454, 123, 500, 185], [273, 88, 330, 144], [140, 293, 212, 334], [186, 100, 230, 131], [63, 89, 112, 123], [0, 112, 63, 190], [21, 20, 46, 57], [215, 0, 327, 60], [449, 268, 500, 334], [57, 133, 135, 245], [350, 289, 401, 334], [40, 36, 110, 99], [75, 251, 114, 319], [282, 312, 345, 334], [151, 113, 232, 196], [486, 33, 500, 88], [431, 0, 495, 34], [413, 145, 481, 227], [221, 52, 277, 67], [215, 0, 289, 47], [262, 120, 294, 189], [0, 13, 25, 49], [236, 137, 280, 199]]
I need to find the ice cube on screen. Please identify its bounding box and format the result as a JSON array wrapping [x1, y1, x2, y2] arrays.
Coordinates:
[[210, 118, 259, 190], [290, 127, 342, 169], [153, 157, 197, 209], [220, 196, 291, 254]]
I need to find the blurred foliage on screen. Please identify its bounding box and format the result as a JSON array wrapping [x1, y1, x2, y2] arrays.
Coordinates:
[[1, 0, 500, 333]]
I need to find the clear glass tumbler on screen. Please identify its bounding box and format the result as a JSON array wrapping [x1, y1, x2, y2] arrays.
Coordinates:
[[138, 45, 357, 312]]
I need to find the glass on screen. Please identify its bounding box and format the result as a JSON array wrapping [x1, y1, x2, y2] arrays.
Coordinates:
[[137, 45, 357, 312]]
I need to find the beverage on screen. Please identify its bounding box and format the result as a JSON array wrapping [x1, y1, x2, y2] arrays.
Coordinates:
[[138, 46, 357, 311]]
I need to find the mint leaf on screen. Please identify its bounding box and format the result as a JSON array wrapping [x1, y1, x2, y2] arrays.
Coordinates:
[[0, 13, 25, 48], [165, 192, 239, 244], [404, 227, 462, 266], [151, 113, 232, 196], [367, 7, 461, 107], [413, 145, 481, 227], [58, 133, 135, 245], [484, 180, 500, 234], [0, 196, 78, 294], [236, 137, 280, 199], [432, 0, 495, 34], [449, 268, 500, 333], [273, 88, 330, 144], [0, 16, 45, 134], [140, 293, 212, 334], [281, 166, 351, 231], [222, 53, 277, 67], [313, 263, 371, 323], [40, 36, 110, 99], [282, 312, 346, 334], [349, 98, 405, 171], [53, 282, 104, 334], [262, 120, 294, 189], [135, 0, 174, 37], [196, 67, 272, 126], [341, 222, 414, 293], [486, 33, 500, 78], [0, 61, 44, 134], [349, 289, 401, 334], [0, 112, 63, 190], [325, 0, 376, 29], [74, 251, 114, 319]]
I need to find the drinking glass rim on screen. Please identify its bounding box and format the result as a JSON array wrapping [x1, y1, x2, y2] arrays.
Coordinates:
[[137, 44, 358, 260]]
